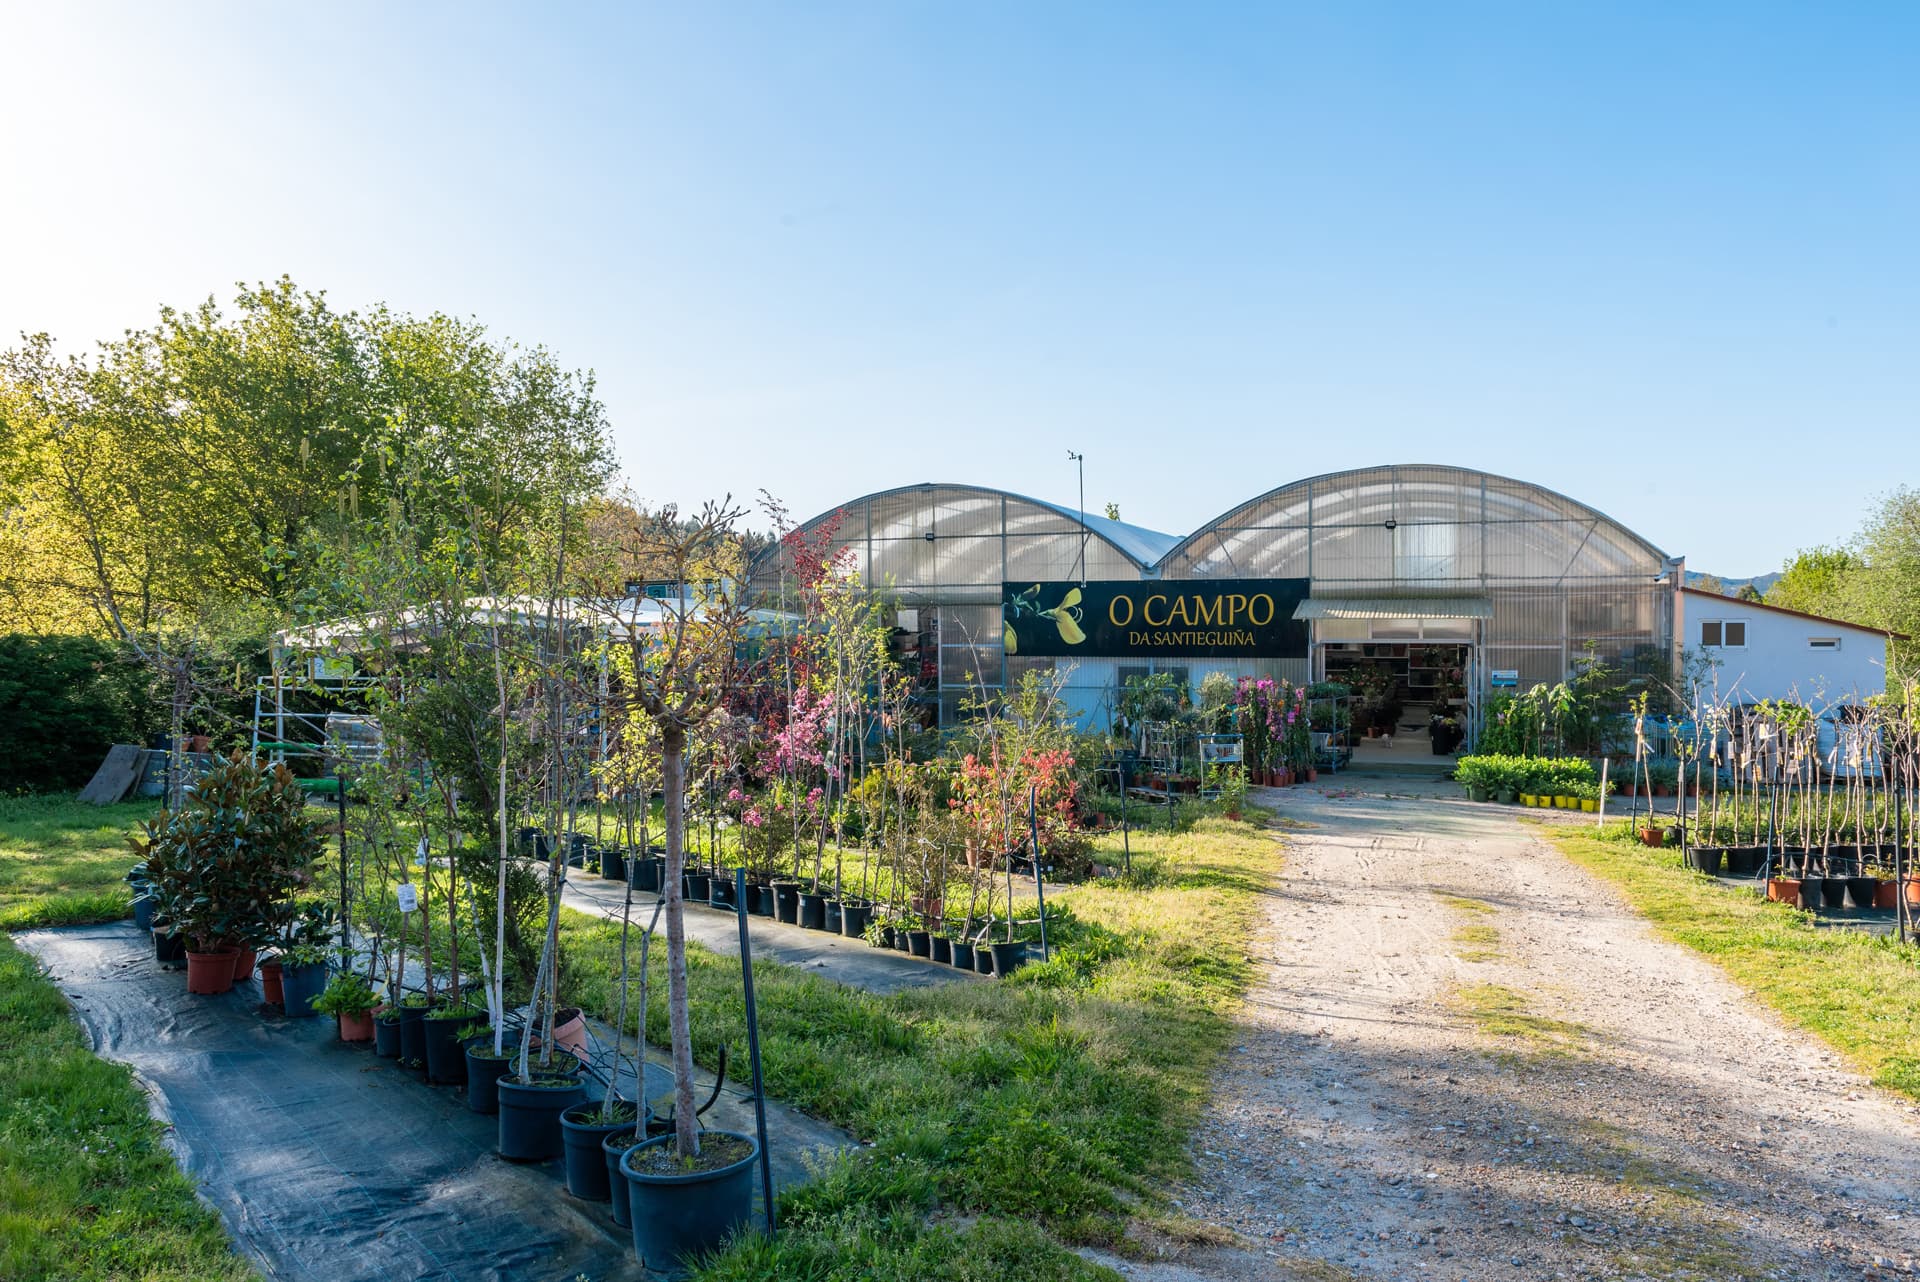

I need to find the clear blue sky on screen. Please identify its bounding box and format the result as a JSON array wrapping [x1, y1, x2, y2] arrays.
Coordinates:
[[3, 2, 1914, 575]]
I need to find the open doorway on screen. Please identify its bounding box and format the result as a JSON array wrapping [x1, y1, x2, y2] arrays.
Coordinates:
[[1319, 639, 1473, 762]]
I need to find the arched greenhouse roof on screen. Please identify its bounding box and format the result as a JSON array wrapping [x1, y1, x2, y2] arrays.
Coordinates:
[[1155, 464, 1670, 587], [752, 483, 1181, 601]]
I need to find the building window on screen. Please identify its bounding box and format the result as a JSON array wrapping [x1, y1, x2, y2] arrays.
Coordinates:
[[1809, 636, 1841, 650], [1700, 620, 1746, 649]]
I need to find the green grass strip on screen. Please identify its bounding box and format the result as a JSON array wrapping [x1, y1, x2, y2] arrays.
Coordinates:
[[0, 933, 254, 1281], [560, 812, 1283, 1280], [1542, 822, 1920, 1099]]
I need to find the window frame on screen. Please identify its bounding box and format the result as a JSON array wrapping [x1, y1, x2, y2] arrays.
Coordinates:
[[1700, 618, 1747, 650]]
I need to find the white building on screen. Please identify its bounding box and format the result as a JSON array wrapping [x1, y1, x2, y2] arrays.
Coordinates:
[[1677, 587, 1896, 706]]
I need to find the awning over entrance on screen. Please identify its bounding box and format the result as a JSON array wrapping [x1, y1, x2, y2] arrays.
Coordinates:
[[1292, 596, 1494, 621]]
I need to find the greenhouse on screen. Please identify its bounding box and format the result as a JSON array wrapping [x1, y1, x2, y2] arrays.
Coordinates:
[[750, 466, 1680, 743]]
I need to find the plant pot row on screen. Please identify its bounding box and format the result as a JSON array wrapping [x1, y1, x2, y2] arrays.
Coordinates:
[[1765, 873, 1917, 911]]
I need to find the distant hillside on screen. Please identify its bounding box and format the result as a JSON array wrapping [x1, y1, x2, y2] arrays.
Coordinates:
[[1686, 570, 1782, 597]]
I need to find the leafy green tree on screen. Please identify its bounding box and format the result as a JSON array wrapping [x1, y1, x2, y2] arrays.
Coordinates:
[[1768, 545, 1858, 620]]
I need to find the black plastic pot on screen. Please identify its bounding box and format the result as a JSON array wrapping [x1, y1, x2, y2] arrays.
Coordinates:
[[930, 936, 953, 965], [423, 1010, 486, 1084], [683, 871, 710, 901], [398, 1003, 430, 1074], [840, 901, 871, 938], [906, 929, 932, 958], [951, 942, 977, 971], [1823, 879, 1850, 909], [604, 1131, 646, 1228], [1847, 876, 1881, 910], [709, 876, 735, 909], [798, 891, 826, 931], [619, 1130, 760, 1274], [600, 847, 628, 882], [497, 1074, 589, 1161], [1798, 878, 1827, 912], [560, 1103, 639, 1201], [630, 854, 661, 893], [877, 925, 896, 949], [989, 941, 1025, 977], [1725, 847, 1764, 877], [823, 898, 842, 934], [374, 1013, 403, 1058], [282, 962, 329, 1018], [973, 943, 995, 975], [465, 1039, 512, 1113], [152, 928, 186, 966], [772, 881, 800, 924], [749, 884, 774, 916], [1686, 846, 1725, 876]]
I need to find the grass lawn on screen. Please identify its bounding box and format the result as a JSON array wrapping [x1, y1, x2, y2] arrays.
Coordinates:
[[1542, 821, 1920, 1099], [0, 793, 152, 930], [0, 932, 255, 1281], [560, 810, 1284, 1280]]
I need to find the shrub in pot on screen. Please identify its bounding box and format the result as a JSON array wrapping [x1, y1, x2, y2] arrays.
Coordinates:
[[279, 945, 331, 1018], [423, 1002, 489, 1084], [136, 753, 322, 992], [311, 970, 380, 1042]]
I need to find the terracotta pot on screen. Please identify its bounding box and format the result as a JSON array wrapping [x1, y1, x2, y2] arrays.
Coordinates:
[[1766, 877, 1801, 903], [1874, 880, 1899, 909], [186, 948, 239, 995], [1638, 828, 1663, 848], [230, 947, 257, 982], [1306, 769, 1318, 783], [1906, 878, 1920, 908], [550, 1006, 589, 1056], [338, 1011, 376, 1042], [260, 960, 284, 1005]]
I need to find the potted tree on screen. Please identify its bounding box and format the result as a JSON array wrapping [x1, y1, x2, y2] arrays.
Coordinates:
[[599, 503, 763, 1271]]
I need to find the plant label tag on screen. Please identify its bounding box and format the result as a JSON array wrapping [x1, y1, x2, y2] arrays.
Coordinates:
[[415, 837, 430, 867], [397, 883, 418, 914]]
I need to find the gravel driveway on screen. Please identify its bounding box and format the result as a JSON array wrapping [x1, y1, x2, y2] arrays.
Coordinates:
[[1101, 783, 1920, 1282]]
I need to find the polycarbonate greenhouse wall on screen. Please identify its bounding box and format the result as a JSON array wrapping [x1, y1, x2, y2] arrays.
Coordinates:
[[750, 469, 1675, 729]]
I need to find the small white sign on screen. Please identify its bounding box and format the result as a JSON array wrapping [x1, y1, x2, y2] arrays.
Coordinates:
[[396, 883, 418, 914]]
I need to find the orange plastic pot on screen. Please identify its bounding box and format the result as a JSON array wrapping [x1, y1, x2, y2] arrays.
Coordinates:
[[186, 949, 239, 995], [230, 947, 257, 982], [259, 960, 284, 1004], [1875, 881, 1900, 909], [338, 1011, 375, 1043], [1767, 878, 1801, 904], [1638, 828, 1663, 848]]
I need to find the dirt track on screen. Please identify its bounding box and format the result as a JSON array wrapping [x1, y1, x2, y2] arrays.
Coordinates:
[[1101, 784, 1920, 1282]]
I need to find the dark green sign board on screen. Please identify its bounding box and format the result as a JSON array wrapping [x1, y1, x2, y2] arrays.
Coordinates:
[[1002, 579, 1310, 659]]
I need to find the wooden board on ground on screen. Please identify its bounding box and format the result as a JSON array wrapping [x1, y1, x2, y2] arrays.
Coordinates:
[[78, 744, 148, 805]]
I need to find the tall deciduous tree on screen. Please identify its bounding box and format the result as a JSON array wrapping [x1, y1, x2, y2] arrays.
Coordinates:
[[590, 499, 754, 1160]]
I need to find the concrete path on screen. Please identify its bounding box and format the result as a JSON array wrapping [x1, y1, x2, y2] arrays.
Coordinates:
[[562, 873, 976, 995]]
